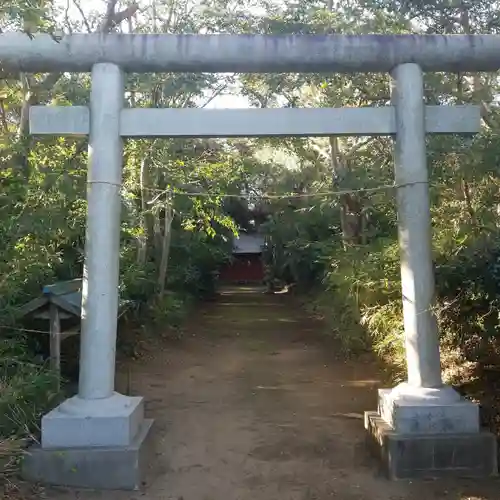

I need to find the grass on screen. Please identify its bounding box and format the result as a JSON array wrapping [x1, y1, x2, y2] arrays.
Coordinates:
[[0, 335, 62, 494]]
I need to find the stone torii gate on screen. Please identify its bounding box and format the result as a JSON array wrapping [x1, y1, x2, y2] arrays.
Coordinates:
[[2, 33, 497, 488]]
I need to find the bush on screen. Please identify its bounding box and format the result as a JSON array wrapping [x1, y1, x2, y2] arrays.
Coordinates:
[[148, 291, 193, 330], [435, 233, 500, 366], [300, 224, 500, 383], [0, 336, 60, 439], [167, 230, 230, 298], [262, 202, 340, 290]]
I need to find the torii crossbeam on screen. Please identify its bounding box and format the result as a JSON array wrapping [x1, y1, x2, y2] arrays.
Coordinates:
[[1, 33, 500, 73]]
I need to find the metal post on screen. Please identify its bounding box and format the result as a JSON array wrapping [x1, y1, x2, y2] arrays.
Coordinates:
[[79, 63, 124, 399], [391, 63, 442, 389]]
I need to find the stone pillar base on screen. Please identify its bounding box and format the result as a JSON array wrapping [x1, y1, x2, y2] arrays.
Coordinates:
[[365, 384, 497, 479], [365, 412, 497, 479], [378, 383, 479, 434], [21, 393, 154, 490]]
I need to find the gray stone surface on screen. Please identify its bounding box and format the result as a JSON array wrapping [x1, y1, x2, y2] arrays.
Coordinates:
[[4, 33, 500, 74], [378, 387, 479, 434], [365, 412, 497, 480], [392, 64, 443, 389], [42, 393, 144, 448], [30, 105, 481, 138], [79, 63, 125, 400], [22, 419, 154, 490]]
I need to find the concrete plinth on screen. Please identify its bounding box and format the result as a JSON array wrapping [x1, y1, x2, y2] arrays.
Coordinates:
[[22, 419, 154, 490], [378, 383, 479, 435], [366, 384, 497, 479], [22, 392, 154, 490], [41, 393, 144, 448], [365, 412, 497, 480]]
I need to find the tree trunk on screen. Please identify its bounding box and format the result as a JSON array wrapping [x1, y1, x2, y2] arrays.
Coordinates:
[[461, 177, 477, 228], [325, 0, 362, 246], [157, 199, 173, 298], [139, 153, 158, 262], [329, 136, 362, 246]]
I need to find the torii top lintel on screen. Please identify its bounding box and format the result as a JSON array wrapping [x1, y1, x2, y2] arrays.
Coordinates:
[[1, 33, 500, 74]]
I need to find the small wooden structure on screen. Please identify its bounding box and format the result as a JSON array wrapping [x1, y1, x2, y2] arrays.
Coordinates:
[[16, 279, 131, 386], [219, 233, 266, 283]]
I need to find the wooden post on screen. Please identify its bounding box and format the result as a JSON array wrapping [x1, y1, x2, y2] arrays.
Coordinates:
[[49, 303, 61, 390]]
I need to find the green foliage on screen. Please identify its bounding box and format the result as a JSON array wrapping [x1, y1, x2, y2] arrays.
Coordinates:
[[167, 229, 231, 297], [120, 255, 157, 304], [435, 234, 500, 365], [263, 200, 340, 288], [0, 336, 60, 437], [1, 0, 54, 32], [148, 292, 193, 330]]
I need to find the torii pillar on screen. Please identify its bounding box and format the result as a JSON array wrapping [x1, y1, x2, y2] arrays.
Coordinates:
[[22, 64, 153, 491], [364, 64, 497, 479]]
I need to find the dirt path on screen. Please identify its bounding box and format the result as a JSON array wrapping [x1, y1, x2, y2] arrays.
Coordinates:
[[48, 287, 499, 500]]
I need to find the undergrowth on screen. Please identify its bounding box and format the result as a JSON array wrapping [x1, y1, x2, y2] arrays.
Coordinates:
[[303, 231, 500, 392], [0, 336, 60, 486]]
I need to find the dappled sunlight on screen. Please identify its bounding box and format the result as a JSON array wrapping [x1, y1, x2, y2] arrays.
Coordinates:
[[250, 317, 299, 323], [342, 379, 380, 388], [216, 302, 285, 307], [219, 287, 267, 295], [460, 497, 491, 500], [81, 264, 88, 322]]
